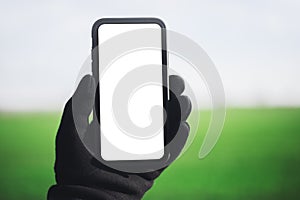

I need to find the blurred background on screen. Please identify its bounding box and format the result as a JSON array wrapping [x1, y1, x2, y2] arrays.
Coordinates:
[[0, 0, 299, 199]]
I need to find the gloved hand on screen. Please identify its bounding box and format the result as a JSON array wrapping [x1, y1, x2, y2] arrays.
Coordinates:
[[47, 74, 191, 200]]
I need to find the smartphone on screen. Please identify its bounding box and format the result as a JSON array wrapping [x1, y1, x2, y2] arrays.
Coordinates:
[[92, 18, 167, 162]]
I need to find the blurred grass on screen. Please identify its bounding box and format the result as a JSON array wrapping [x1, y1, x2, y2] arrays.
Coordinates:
[[0, 108, 300, 199]]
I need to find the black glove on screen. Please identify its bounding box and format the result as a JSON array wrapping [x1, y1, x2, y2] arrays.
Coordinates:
[[47, 74, 191, 200]]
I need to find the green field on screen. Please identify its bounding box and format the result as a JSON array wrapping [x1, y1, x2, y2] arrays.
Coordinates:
[[0, 108, 300, 199]]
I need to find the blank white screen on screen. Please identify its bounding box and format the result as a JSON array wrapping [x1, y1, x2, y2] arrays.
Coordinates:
[[98, 24, 164, 161]]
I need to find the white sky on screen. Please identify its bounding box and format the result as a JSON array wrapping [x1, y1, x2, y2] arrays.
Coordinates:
[[0, 0, 299, 111]]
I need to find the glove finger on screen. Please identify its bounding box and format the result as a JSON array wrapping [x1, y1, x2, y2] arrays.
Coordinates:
[[169, 75, 185, 97], [178, 95, 192, 121], [72, 75, 96, 137], [73, 75, 96, 116], [167, 121, 190, 164]]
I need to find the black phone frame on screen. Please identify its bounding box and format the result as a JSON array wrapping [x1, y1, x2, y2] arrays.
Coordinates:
[[91, 18, 168, 169]]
